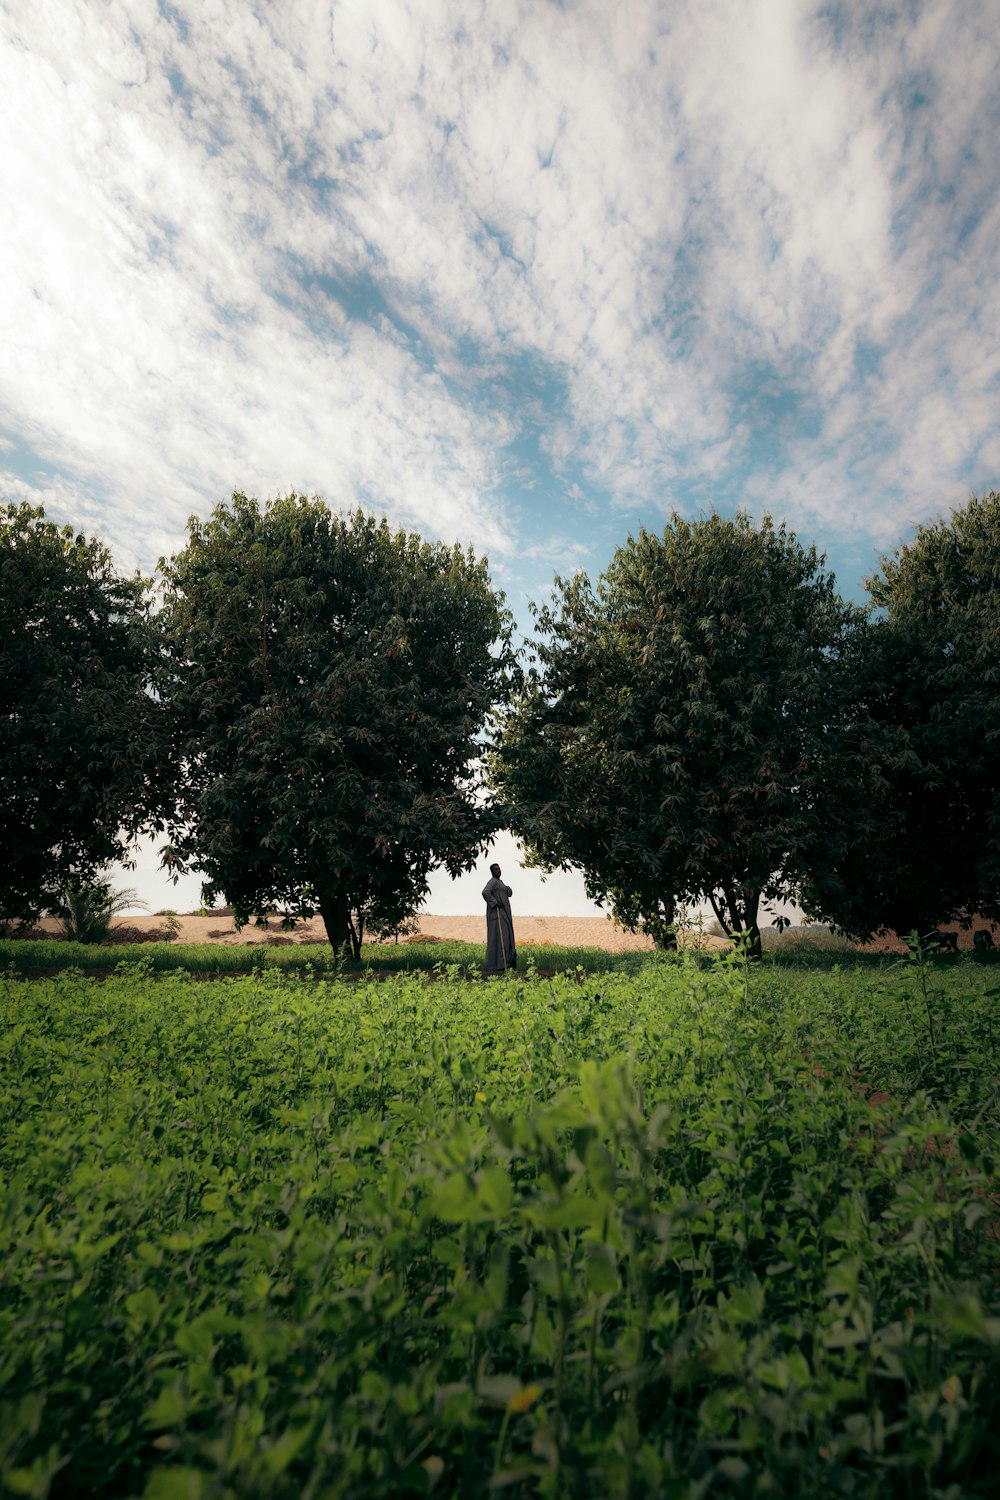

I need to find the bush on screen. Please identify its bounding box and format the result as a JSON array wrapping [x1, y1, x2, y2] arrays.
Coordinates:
[[761, 923, 855, 953], [49, 876, 146, 944]]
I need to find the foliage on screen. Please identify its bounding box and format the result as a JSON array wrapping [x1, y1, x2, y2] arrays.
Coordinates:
[[760, 923, 856, 954], [0, 502, 166, 925], [493, 514, 860, 958], [802, 491, 1000, 940], [158, 494, 518, 957], [0, 937, 645, 978], [49, 876, 146, 944], [1, 958, 997, 1497]]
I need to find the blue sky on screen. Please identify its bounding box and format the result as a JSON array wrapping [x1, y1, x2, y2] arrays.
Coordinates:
[[3, 0, 999, 916]]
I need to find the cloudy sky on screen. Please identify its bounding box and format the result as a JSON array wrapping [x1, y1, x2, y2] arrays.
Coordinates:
[[3, 0, 999, 914]]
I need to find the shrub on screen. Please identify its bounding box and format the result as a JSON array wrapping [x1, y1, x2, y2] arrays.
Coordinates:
[[49, 876, 146, 944], [761, 922, 855, 953]]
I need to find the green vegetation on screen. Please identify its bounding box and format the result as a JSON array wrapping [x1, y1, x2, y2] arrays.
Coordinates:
[[493, 497, 1000, 956], [2, 953, 997, 1497], [492, 513, 862, 960], [50, 878, 147, 945], [804, 489, 1000, 941], [0, 937, 646, 978], [159, 494, 517, 955], [0, 503, 166, 928], [0, 927, 896, 978], [7, 494, 1000, 955]]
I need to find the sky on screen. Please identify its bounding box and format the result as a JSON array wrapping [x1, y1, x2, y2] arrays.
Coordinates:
[[3, 0, 999, 917]]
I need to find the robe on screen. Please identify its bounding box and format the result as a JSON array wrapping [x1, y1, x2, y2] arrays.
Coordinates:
[[482, 877, 517, 973]]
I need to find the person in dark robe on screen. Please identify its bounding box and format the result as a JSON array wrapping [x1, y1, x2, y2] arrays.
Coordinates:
[[482, 862, 516, 974]]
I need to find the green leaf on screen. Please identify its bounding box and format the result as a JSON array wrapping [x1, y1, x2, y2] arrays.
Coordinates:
[[584, 1243, 618, 1296], [144, 1466, 212, 1499], [144, 1385, 188, 1429], [476, 1167, 513, 1216], [262, 1424, 314, 1477], [432, 1172, 477, 1223], [174, 1319, 214, 1361], [125, 1287, 161, 1328]]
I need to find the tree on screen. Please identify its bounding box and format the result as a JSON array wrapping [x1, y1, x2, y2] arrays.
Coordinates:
[[158, 493, 517, 955], [492, 513, 860, 958], [0, 503, 165, 926], [52, 875, 146, 943], [801, 491, 1000, 939]]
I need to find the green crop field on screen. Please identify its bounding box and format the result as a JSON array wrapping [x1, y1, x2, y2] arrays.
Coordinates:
[[1, 950, 998, 1498], [0, 939, 645, 980]]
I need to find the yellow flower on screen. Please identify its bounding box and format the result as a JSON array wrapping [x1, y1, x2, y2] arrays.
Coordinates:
[[508, 1383, 543, 1413], [475, 1091, 487, 1103]]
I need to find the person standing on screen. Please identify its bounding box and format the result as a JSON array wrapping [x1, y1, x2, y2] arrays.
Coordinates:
[[482, 862, 516, 974]]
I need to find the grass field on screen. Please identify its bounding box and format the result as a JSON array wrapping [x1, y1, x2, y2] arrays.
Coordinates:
[[0, 930, 971, 978], [2, 947, 998, 1497], [0, 937, 643, 978]]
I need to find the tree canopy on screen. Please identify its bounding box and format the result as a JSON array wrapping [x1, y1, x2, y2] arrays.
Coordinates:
[[159, 493, 517, 954], [492, 513, 860, 957], [0, 502, 164, 926], [802, 491, 1000, 939]]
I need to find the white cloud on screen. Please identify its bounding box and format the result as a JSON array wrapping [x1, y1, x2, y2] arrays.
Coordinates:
[[1, 0, 997, 585], [0, 0, 514, 564]]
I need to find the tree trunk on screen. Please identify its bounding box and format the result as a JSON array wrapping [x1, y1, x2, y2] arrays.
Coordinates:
[[742, 916, 763, 962], [714, 885, 763, 961], [739, 890, 763, 962], [658, 897, 678, 950], [884, 906, 922, 945], [316, 885, 353, 957]]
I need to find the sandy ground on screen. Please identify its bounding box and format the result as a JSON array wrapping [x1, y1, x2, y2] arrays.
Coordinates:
[[29, 912, 729, 952], [26, 910, 996, 954]]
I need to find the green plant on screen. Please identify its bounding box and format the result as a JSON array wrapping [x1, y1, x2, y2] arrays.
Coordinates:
[[493, 513, 862, 960], [0, 935, 648, 977], [803, 489, 1000, 940], [158, 493, 519, 956], [50, 876, 146, 944], [0, 501, 169, 926], [760, 922, 855, 953], [1, 956, 996, 1496]]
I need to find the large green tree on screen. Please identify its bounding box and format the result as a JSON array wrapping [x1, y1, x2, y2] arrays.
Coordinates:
[[159, 493, 517, 955], [802, 491, 1000, 939], [492, 513, 860, 958], [0, 502, 164, 925]]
